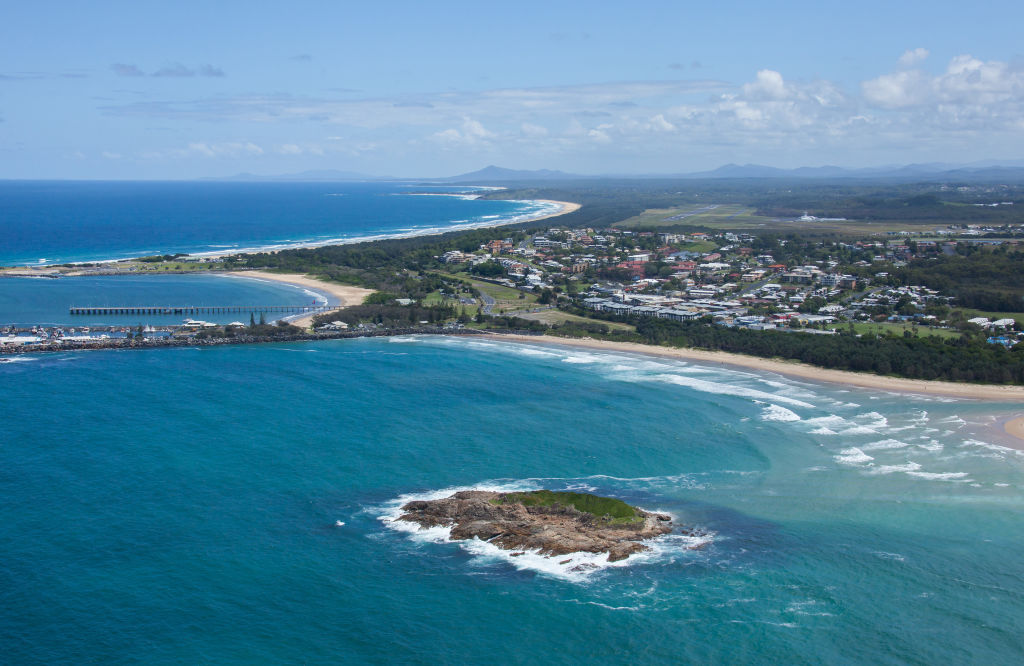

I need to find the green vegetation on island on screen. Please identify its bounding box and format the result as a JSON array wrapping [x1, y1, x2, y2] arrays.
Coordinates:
[[492, 490, 646, 526]]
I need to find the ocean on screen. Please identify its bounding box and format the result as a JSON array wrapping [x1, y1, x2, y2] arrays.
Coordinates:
[[2, 183, 1023, 664], [0, 273, 333, 327], [0, 181, 557, 266]]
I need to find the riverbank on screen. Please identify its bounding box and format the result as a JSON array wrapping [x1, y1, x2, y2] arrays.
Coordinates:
[[224, 271, 374, 327], [483, 333, 1024, 403]]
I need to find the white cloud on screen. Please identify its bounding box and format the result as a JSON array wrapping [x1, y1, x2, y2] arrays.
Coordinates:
[[743, 69, 788, 100], [94, 55, 1024, 170], [863, 53, 1024, 130], [862, 70, 929, 108], [648, 114, 675, 132], [898, 48, 930, 68], [431, 117, 495, 147], [180, 141, 263, 158], [520, 122, 548, 138]]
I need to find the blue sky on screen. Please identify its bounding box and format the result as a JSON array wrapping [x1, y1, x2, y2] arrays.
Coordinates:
[[2, 1, 1023, 179]]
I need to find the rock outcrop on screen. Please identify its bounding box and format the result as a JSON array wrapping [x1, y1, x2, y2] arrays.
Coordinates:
[[397, 490, 677, 562]]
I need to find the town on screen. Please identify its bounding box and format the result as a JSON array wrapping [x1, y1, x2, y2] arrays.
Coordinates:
[[431, 221, 1023, 349]]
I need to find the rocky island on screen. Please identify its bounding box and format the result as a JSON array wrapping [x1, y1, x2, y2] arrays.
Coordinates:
[[397, 489, 676, 562]]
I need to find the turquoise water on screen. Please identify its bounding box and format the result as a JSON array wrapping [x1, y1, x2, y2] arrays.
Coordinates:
[[0, 273, 332, 326], [0, 181, 553, 266], [3, 335, 1022, 663]]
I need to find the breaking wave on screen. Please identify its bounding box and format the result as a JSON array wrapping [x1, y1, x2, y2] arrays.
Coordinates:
[[375, 481, 712, 582]]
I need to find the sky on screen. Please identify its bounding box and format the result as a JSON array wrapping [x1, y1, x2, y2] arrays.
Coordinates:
[[2, 0, 1024, 179]]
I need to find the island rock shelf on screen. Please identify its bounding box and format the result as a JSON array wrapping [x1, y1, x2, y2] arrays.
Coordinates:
[[398, 490, 680, 562]]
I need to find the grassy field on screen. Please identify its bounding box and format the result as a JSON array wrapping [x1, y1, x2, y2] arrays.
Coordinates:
[[828, 321, 961, 339], [494, 491, 644, 525], [960, 309, 1024, 327], [514, 309, 636, 331], [421, 290, 481, 316], [613, 204, 955, 236], [614, 204, 774, 230], [434, 271, 539, 307]]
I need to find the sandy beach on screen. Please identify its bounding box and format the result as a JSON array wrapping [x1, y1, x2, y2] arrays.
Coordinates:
[[188, 199, 581, 263], [1005, 417, 1024, 442], [485, 333, 1024, 403], [226, 271, 374, 327], [530, 200, 581, 221]]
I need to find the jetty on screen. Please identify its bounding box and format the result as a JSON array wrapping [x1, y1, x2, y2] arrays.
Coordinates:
[[69, 304, 330, 316]]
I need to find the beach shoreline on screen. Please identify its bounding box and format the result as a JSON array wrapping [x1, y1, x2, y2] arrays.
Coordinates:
[[480, 333, 1024, 403], [191, 198, 581, 262], [224, 271, 374, 327]]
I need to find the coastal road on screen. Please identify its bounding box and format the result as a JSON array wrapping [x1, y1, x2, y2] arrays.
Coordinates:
[[480, 291, 497, 315]]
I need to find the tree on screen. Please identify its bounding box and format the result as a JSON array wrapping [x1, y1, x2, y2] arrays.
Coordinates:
[[259, 312, 266, 325], [250, 312, 256, 327]]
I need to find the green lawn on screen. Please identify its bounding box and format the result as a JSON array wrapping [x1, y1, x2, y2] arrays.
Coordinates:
[[433, 271, 538, 304], [421, 289, 481, 316], [514, 309, 635, 331]]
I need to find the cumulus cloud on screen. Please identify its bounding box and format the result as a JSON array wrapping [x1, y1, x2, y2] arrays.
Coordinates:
[[94, 56, 1024, 168], [863, 52, 1024, 130], [432, 117, 495, 147], [648, 114, 675, 132], [862, 70, 928, 108], [898, 48, 929, 68], [743, 69, 789, 100]]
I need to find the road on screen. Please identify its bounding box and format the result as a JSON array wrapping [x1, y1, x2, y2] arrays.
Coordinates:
[[479, 291, 496, 314]]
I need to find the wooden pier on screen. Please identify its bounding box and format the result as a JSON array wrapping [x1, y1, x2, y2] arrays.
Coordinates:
[[69, 305, 330, 316]]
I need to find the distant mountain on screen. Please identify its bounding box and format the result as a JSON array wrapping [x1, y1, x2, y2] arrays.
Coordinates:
[[438, 165, 584, 182], [205, 169, 383, 182], [202, 161, 1024, 184], [677, 162, 1024, 182]]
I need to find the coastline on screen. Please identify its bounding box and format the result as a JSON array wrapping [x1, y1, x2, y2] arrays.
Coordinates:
[[483, 333, 1024, 403], [224, 271, 374, 327], [0, 195, 581, 270], [190, 198, 581, 262]]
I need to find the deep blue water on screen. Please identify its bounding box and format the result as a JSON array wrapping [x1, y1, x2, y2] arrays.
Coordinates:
[[2, 336, 1022, 664], [0, 181, 552, 266]]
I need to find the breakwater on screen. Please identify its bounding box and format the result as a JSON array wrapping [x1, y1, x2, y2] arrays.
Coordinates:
[[69, 304, 328, 316], [0, 327, 543, 356]]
